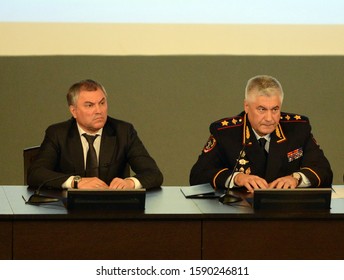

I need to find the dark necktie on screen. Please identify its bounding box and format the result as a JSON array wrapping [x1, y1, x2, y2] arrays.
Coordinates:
[[258, 138, 268, 157], [258, 138, 268, 175], [83, 134, 99, 177]]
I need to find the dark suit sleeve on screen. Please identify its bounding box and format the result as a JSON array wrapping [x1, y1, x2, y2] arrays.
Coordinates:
[[125, 125, 163, 189], [27, 123, 75, 189]]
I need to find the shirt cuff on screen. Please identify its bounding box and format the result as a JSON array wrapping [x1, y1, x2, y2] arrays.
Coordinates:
[[126, 177, 142, 189], [298, 172, 311, 187], [225, 172, 241, 189], [62, 176, 74, 189]]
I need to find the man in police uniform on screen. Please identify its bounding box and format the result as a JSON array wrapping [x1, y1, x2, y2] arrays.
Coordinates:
[[189, 75, 333, 192]]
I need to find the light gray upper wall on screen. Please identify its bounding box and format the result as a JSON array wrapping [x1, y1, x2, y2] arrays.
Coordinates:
[[1, 56, 343, 185]]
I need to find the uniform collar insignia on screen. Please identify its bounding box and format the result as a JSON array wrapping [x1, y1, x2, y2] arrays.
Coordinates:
[[275, 123, 287, 143], [242, 113, 252, 145], [243, 113, 287, 144]]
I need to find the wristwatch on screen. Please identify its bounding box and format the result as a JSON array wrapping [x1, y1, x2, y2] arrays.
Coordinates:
[[73, 176, 82, 189], [292, 172, 302, 187]]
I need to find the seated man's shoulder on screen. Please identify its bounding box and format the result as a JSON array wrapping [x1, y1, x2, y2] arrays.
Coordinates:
[[106, 116, 133, 129], [210, 113, 245, 131], [46, 118, 75, 131]]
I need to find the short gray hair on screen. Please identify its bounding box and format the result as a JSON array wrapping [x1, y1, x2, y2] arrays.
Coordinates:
[[66, 79, 108, 106], [245, 75, 284, 103]]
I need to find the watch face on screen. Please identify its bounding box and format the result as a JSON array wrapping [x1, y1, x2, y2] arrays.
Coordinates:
[[73, 176, 81, 189], [74, 176, 81, 182]]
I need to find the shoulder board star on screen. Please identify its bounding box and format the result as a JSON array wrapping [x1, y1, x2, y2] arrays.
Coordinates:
[[221, 120, 229, 126]]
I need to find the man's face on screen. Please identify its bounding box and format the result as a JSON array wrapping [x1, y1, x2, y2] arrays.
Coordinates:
[[69, 89, 108, 133], [244, 89, 282, 136]]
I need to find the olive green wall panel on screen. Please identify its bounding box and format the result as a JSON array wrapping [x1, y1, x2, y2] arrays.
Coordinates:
[[0, 56, 343, 186]]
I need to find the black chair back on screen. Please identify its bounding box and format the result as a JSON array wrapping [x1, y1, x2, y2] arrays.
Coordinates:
[[23, 146, 40, 185]]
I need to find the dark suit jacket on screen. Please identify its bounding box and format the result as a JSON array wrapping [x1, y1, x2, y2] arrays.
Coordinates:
[[28, 117, 163, 189], [190, 112, 333, 189]]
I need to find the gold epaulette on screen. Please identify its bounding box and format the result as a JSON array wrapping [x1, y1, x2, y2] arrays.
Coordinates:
[[213, 116, 244, 131], [280, 113, 309, 123]]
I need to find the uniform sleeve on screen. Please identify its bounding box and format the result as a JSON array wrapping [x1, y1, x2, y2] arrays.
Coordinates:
[[189, 127, 233, 190], [298, 127, 333, 187]]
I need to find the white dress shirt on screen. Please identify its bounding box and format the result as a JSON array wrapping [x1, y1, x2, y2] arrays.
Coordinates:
[[62, 124, 142, 189]]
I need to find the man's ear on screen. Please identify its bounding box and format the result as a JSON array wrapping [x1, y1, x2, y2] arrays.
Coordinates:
[[69, 105, 77, 118], [244, 100, 249, 114]]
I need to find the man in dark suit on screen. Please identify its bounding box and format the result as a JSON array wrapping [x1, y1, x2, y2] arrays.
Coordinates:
[[190, 75, 332, 192], [28, 79, 163, 190]]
